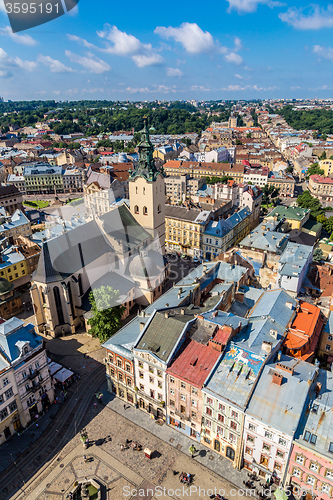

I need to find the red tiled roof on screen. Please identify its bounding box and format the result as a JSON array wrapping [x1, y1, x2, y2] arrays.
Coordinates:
[[310, 174, 333, 184], [166, 340, 220, 388]]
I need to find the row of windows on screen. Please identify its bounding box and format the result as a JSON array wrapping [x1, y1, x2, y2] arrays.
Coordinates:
[[0, 400, 17, 421], [138, 385, 163, 401], [108, 354, 132, 372], [295, 455, 333, 478], [0, 386, 14, 405], [292, 469, 331, 494], [109, 369, 132, 386], [169, 377, 198, 395], [246, 432, 287, 448], [247, 423, 288, 446]]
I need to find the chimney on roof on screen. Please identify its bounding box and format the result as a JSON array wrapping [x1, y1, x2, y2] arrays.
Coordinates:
[[140, 322, 145, 331], [276, 362, 294, 375], [212, 311, 218, 318], [272, 372, 283, 386], [165, 311, 170, 319], [181, 308, 186, 315], [262, 340, 273, 353], [286, 301, 293, 310]]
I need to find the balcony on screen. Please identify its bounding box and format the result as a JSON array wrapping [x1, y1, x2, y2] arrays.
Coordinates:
[[175, 409, 191, 422], [28, 368, 40, 380], [26, 382, 42, 394]]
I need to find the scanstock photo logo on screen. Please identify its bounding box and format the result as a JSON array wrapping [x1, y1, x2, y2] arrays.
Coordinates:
[[4, 0, 79, 32]]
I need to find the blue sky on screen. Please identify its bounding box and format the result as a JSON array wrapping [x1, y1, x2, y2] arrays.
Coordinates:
[[0, 0, 333, 100]]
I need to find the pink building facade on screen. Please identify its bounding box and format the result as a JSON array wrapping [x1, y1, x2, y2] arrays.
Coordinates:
[[288, 443, 333, 500]]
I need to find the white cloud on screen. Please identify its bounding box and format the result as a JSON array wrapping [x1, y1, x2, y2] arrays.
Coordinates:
[[235, 73, 245, 79], [0, 48, 37, 77], [65, 50, 110, 73], [225, 52, 243, 64], [155, 22, 216, 54], [38, 55, 74, 73], [279, 5, 333, 30], [97, 25, 163, 67], [226, 0, 283, 14], [67, 34, 97, 50], [313, 44, 333, 60], [0, 26, 37, 46], [166, 67, 183, 77], [131, 53, 163, 68], [14, 57, 38, 71], [155, 23, 244, 65]]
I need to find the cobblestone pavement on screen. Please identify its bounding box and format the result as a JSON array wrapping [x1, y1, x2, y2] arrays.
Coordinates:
[[10, 400, 260, 500]]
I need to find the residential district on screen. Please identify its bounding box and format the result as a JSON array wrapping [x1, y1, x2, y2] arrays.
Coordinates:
[[1, 99, 333, 500]]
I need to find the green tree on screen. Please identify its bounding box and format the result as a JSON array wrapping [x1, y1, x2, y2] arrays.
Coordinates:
[[88, 286, 125, 343], [313, 248, 323, 263], [319, 151, 327, 160]]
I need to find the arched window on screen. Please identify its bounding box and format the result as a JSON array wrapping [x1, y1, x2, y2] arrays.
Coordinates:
[[136, 186, 138, 194], [157, 204, 161, 214], [143, 206, 148, 215], [143, 187, 145, 195], [134, 205, 139, 214], [53, 286, 64, 324]]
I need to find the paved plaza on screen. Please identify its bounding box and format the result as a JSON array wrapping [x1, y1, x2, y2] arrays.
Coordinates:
[[4, 329, 271, 500], [11, 401, 256, 500]]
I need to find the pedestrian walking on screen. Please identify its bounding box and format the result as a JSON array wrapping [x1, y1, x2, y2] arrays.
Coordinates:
[[123, 404, 126, 410], [189, 444, 196, 459]]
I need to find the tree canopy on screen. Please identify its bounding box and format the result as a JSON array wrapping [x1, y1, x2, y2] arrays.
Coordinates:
[[87, 285, 125, 343], [278, 105, 333, 135]]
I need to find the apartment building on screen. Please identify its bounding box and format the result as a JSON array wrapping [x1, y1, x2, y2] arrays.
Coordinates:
[[165, 175, 204, 205], [203, 207, 252, 260], [133, 308, 196, 421], [0, 317, 54, 428], [163, 160, 244, 183], [309, 175, 333, 202], [0, 185, 23, 214], [165, 205, 212, 257], [268, 171, 295, 197], [318, 159, 333, 177], [244, 356, 316, 486], [287, 369, 333, 500], [0, 359, 22, 445], [243, 167, 269, 187]]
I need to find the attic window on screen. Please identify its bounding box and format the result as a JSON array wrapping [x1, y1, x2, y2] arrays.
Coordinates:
[[329, 442, 333, 454]]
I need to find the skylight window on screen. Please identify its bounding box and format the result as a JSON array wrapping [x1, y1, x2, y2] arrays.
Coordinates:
[[304, 431, 311, 442], [310, 434, 317, 445]]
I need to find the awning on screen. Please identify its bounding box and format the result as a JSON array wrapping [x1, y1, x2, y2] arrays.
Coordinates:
[[53, 367, 74, 383], [49, 361, 62, 376], [274, 489, 288, 500]]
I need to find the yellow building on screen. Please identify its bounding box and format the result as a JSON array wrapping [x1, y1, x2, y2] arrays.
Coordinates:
[[264, 206, 310, 230], [319, 159, 333, 177], [0, 249, 28, 285], [165, 205, 211, 257], [164, 160, 244, 183], [309, 174, 333, 202]]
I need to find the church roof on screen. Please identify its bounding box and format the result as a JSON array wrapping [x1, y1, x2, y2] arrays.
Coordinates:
[[33, 204, 151, 284]]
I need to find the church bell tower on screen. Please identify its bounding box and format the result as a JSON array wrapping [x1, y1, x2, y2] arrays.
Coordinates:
[[129, 118, 165, 254]]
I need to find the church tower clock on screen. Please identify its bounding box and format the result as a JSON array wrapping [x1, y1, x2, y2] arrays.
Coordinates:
[[129, 118, 165, 255]]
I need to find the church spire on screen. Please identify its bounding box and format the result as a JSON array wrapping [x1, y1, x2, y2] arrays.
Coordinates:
[[129, 117, 164, 182]]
